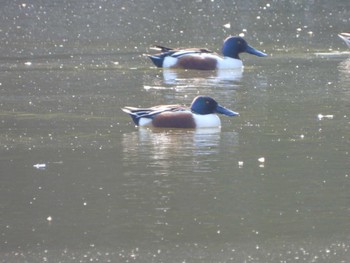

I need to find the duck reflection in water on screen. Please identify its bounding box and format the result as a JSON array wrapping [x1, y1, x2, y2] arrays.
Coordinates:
[[338, 57, 350, 85], [161, 68, 243, 85], [122, 127, 238, 173]]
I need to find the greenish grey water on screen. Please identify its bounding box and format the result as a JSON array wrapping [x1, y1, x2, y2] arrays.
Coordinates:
[[1, 0, 350, 262]]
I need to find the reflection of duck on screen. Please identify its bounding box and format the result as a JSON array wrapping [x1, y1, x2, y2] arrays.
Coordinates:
[[122, 127, 229, 172], [162, 68, 243, 85], [122, 96, 238, 129], [338, 33, 350, 48], [338, 57, 350, 84], [148, 36, 267, 70]]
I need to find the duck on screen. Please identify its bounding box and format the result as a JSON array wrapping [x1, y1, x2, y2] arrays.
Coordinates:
[[122, 96, 238, 128], [338, 33, 350, 48], [148, 36, 267, 70]]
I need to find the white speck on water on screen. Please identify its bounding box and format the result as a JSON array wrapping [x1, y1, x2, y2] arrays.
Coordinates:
[[318, 114, 333, 120], [258, 157, 265, 163], [223, 23, 231, 29], [47, 216, 52, 222], [33, 163, 46, 169], [24, 61, 32, 66], [300, 134, 304, 139], [238, 161, 244, 168]]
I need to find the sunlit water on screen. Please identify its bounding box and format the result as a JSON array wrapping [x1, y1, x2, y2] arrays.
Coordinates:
[[1, 0, 350, 262]]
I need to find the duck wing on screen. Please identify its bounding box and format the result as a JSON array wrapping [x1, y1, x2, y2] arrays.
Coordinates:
[[122, 104, 187, 123], [154, 45, 212, 53]]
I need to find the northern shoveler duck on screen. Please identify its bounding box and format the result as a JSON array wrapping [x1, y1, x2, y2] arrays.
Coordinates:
[[122, 96, 238, 128], [338, 33, 350, 48], [148, 36, 267, 70]]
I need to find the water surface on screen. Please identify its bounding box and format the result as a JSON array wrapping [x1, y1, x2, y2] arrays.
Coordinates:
[[1, 0, 350, 262]]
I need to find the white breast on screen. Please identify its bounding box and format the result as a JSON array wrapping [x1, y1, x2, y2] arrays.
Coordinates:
[[216, 57, 243, 69], [192, 114, 221, 128]]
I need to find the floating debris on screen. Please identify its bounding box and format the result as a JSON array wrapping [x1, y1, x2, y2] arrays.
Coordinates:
[[258, 157, 265, 168], [33, 163, 46, 169], [317, 114, 334, 120], [223, 23, 231, 29], [238, 161, 244, 168], [47, 216, 52, 222]]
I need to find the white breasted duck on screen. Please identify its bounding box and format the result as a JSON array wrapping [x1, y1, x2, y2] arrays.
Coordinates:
[[148, 36, 267, 70], [122, 96, 238, 129]]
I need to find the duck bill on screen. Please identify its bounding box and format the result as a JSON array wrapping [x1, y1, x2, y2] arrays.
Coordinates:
[[215, 105, 239, 116], [246, 45, 268, 57]]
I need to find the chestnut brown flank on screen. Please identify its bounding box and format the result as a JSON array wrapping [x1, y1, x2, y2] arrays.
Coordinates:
[[152, 112, 196, 128], [175, 56, 217, 70]]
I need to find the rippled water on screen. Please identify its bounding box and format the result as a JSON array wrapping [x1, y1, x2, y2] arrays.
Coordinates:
[[1, 0, 350, 262]]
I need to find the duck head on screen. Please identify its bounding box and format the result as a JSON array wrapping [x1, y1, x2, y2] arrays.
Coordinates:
[[222, 36, 267, 59], [190, 96, 239, 116]]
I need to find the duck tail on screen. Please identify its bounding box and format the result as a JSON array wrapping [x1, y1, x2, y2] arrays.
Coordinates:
[[121, 108, 140, 125], [148, 55, 164, 68]]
